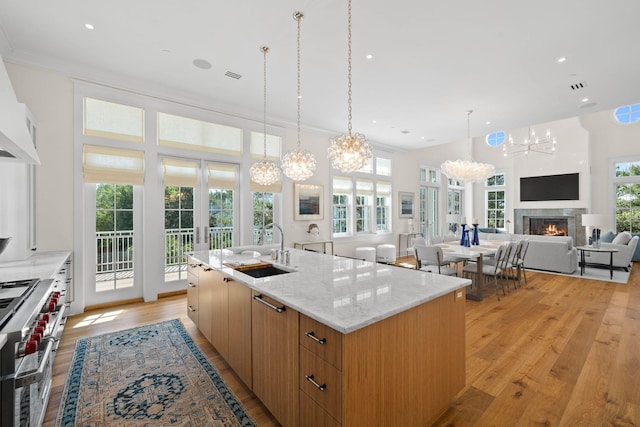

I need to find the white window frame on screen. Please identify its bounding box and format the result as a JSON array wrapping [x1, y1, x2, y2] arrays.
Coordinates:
[[485, 173, 506, 229]]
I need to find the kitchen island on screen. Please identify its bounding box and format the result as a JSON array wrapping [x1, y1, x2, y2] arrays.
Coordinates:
[[188, 247, 470, 427]]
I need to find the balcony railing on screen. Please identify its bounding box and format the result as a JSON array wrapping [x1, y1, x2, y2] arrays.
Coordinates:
[[96, 227, 273, 282]]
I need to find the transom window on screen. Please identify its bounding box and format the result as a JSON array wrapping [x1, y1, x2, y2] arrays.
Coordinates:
[[486, 131, 506, 147], [613, 104, 640, 124]]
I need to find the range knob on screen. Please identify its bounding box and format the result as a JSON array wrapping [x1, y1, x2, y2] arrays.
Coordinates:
[[40, 313, 50, 322], [34, 326, 44, 335], [48, 301, 57, 312], [25, 340, 38, 355], [30, 333, 41, 345], [38, 320, 47, 328]]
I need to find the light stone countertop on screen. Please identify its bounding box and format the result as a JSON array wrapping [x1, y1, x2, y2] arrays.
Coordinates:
[[189, 248, 471, 334], [0, 251, 71, 283]]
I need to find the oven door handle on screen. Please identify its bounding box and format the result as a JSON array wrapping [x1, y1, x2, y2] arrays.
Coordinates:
[[14, 339, 54, 389]]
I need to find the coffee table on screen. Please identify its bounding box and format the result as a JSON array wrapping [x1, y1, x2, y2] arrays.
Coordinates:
[[575, 246, 619, 280]]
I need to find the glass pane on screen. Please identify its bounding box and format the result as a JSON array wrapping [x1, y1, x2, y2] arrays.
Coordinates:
[[181, 210, 194, 228], [165, 210, 179, 229], [84, 97, 144, 143], [115, 211, 133, 232], [96, 210, 114, 232], [115, 185, 133, 209], [496, 174, 505, 185], [615, 161, 640, 177], [96, 184, 114, 209], [376, 157, 391, 176], [165, 187, 180, 209]]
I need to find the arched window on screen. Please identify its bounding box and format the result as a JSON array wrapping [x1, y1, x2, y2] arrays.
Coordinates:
[[486, 131, 506, 147], [613, 104, 640, 124]]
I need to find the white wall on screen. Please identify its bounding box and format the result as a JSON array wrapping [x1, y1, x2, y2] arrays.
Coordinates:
[[4, 61, 640, 311]]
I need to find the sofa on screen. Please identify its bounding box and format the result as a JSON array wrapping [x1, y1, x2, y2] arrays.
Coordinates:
[[585, 231, 639, 270], [478, 232, 577, 274]]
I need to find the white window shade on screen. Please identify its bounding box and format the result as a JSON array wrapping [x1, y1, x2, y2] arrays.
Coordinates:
[[250, 178, 282, 193], [376, 157, 391, 176], [84, 97, 144, 143], [376, 181, 392, 196], [83, 144, 145, 185], [158, 112, 242, 155], [208, 162, 238, 190], [333, 176, 353, 193], [162, 158, 199, 187], [356, 179, 374, 196], [250, 131, 282, 160]]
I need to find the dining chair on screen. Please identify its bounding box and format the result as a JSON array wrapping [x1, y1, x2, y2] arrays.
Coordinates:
[[414, 245, 458, 276], [515, 240, 530, 285], [430, 235, 467, 266], [408, 237, 426, 261], [462, 244, 511, 300]]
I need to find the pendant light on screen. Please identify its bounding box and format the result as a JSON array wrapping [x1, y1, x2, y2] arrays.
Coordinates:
[[440, 110, 495, 183], [327, 0, 372, 173], [250, 46, 282, 186], [282, 12, 317, 181]]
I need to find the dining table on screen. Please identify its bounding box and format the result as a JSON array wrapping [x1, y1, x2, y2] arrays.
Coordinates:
[[435, 240, 505, 301]]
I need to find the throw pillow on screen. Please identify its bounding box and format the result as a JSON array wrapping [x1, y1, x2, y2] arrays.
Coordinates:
[[599, 231, 615, 243], [612, 231, 632, 245]]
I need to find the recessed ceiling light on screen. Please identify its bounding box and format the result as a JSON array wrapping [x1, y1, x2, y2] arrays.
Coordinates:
[[485, 121, 491, 125], [372, 120, 377, 124], [85, 24, 94, 30], [366, 54, 373, 59], [426, 138, 436, 143], [582, 98, 589, 102], [193, 58, 212, 70], [557, 57, 567, 63], [161, 49, 171, 54], [420, 136, 425, 140], [401, 130, 410, 134]]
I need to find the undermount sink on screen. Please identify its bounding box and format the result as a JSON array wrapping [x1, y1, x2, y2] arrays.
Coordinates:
[[240, 265, 292, 278]]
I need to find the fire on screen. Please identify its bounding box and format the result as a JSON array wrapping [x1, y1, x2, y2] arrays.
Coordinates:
[[544, 223, 567, 236]]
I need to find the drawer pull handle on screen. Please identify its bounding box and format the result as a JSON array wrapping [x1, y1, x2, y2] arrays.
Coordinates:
[[305, 331, 326, 345], [187, 282, 196, 288], [188, 305, 196, 312], [253, 294, 285, 313], [305, 374, 326, 391]]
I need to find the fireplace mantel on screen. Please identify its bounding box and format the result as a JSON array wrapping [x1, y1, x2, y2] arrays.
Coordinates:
[[514, 208, 588, 246]]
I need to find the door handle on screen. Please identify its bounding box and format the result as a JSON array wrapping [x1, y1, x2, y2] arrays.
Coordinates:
[[195, 226, 200, 244], [204, 226, 209, 244]]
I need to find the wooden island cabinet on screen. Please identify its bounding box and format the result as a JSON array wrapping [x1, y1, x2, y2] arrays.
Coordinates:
[[187, 250, 469, 427]]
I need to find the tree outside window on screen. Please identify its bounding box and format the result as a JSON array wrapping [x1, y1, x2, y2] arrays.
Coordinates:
[[615, 161, 640, 232], [486, 174, 505, 229]]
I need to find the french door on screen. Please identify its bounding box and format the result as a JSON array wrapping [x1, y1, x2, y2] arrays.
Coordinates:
[[163, 158, 238, 284]]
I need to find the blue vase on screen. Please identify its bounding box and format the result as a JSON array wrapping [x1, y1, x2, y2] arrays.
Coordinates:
[[460, 224, 467, 246], [464, 230, 471, 247], [472, 225, 480, 245]]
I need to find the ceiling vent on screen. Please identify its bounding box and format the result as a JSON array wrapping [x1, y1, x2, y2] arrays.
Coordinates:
[[225, 71, 242, 80], [569, 81, 587, 91]]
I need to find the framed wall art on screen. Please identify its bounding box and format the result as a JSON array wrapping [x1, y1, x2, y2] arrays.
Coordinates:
[[399, 191, 414, 218], [294, 183, 323, 220]]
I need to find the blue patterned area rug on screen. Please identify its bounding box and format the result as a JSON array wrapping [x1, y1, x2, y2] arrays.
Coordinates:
[[55, 319, 256, 426]]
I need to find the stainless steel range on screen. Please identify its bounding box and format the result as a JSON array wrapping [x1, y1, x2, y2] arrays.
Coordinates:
[[0, 277, 68, 427]]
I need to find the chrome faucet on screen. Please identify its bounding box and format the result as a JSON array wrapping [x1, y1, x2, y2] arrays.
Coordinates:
[[265, 222, 284, 253]]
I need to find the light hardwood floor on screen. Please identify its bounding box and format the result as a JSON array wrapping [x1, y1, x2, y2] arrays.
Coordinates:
[[44, 261, 639, 426]]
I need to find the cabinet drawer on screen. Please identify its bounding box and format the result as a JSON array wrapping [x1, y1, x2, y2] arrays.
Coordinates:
[[300, 390, 341, 427], [300, 314, 343, 370], [300, 347, 342, 422]]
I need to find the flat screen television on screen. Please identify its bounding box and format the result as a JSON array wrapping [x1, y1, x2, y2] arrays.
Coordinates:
[[520, 173, 579, 201]]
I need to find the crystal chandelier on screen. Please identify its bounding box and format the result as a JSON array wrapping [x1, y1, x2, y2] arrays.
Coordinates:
[[503, 127, 557, 156], [282, 12, 316, 181], [441, 110, 495, 183], [250, 46, 282, 186], [328, 0, 372, 173]]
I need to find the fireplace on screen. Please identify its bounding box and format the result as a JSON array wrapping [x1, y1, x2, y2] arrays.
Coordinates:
[[529, 217, 569, 236], [514, 208, 588, 246]]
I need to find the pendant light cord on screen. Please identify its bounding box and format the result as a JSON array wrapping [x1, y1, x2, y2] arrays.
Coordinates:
[[295, 12, 303, 149], [466, 110, 473, 160], [347, 0, 353, 137], [262, 46, 268, 160]]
